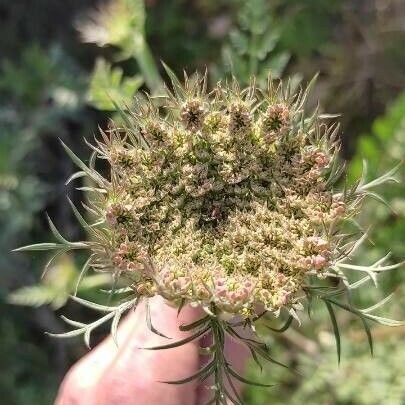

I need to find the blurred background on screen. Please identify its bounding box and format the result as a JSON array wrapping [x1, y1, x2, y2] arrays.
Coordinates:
[[0, 0, 404, 403]]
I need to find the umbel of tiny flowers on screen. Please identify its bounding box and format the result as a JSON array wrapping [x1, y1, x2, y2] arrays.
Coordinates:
[[15, 66, 403, 404]]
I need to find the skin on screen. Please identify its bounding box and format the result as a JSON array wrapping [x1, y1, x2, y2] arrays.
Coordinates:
[[55, 296, 249, 405]]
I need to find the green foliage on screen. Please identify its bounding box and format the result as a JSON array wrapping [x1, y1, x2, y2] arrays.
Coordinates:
[[349, 93, 405, 180], [220, 0, 291, 85], [0, 45, 87, 263], [0, 44, 92, 405], [8, 255, 110, 310], [87, 58, 143, 110], [78, 0, 163, 94], [245, 334, 405, 405], [0, 316, 57, 404], [294, 337, 405, 405], [349, 93, 405, 262], [0, 44, 85, 108], [146, 0, 227, 74], [78, 0, 146, 60], [276, 0, 340, 57]]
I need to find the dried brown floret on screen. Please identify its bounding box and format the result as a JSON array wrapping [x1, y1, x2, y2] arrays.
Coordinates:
[[180, 99, 205, 131]]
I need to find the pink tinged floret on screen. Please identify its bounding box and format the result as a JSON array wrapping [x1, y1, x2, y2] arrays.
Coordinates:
[[313, 254, 328, 270], [305, 236, 330, 252], [105, 208, 117, 226], [276, 290, 291, 307], [313, 151, 330, 168], [331, 200, 346, 218]]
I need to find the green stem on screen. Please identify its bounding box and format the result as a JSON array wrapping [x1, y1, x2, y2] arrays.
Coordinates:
[[210, 316, 230, 404], [135, 40, 164, 95]]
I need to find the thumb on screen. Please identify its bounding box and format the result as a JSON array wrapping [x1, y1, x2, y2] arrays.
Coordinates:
[[93, 295, 203, 405]]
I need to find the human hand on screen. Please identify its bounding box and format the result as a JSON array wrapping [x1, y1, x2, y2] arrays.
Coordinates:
[[55, 296, 249, 405]]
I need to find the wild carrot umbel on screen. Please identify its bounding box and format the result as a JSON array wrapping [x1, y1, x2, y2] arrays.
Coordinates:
[[15, 67, 403, 404]]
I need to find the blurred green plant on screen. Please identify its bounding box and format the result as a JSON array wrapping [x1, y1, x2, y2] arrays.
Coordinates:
[[219, 0, 291, 85], [0, 316, 58, 404], [78, 0, 163, 106], [87, 58, 144, 110], [347, 93, 405, 289], [245, 332, 405, 405], [0, 44, 92, 404], [0, 45, 86, 264], [8, 254, 109, 310], [276, 0, 340, 57]]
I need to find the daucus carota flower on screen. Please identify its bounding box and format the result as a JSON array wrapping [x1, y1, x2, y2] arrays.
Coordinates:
[[98, 76, 343, 316], [16, 69, 403, 403]]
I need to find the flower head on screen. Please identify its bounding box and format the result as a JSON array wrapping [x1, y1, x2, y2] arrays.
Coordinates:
[[20, 70, 403, 401], [91, 73, 358, 317]]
